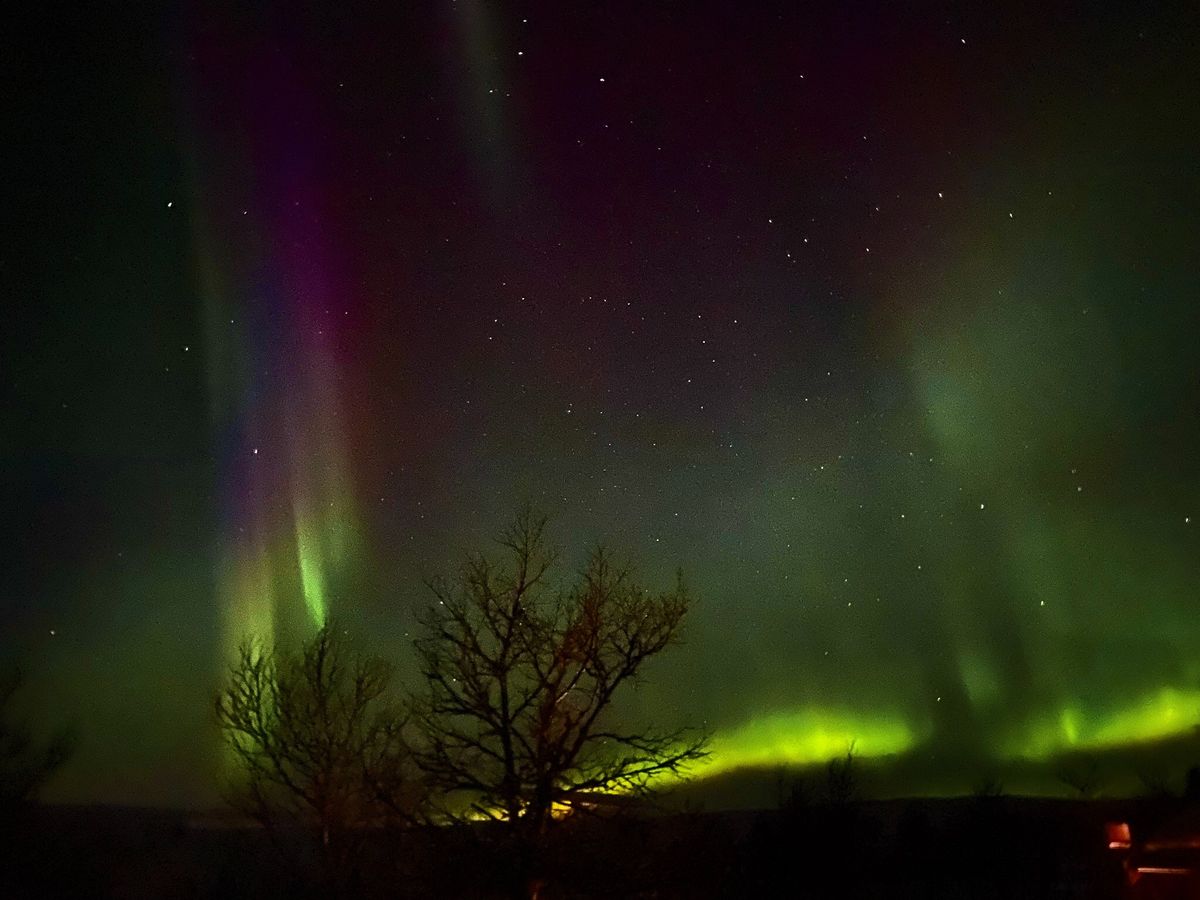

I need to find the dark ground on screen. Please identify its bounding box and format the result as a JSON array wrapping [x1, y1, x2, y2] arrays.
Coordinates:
[[0, 795, 1182, 898]]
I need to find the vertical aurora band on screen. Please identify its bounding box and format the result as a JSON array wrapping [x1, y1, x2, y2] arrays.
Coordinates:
[[175, 6, 1200, 788], [184, 26, 359, 659]]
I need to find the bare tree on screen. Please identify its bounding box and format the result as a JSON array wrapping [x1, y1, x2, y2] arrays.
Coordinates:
[[1058, 755, 1104, 799], [824, 741, 859, 806], [410, 509, 708, 847], [215, 624, 413, 887], [0, 668, 72, 808]]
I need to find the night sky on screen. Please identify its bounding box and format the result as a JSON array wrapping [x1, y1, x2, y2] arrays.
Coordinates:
[[3, 2, 1199, 807]]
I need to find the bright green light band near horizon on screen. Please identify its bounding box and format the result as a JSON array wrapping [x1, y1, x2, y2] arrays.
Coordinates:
[[692, 708, 920, 780], [682, 688, 1200, 782], [1000, 687, 1200, 761]]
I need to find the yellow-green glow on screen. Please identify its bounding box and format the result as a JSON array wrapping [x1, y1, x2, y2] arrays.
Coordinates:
[[1002, 687, 1200, 760], [293, 514, 328, 626], [216, 542, 276, 772], [218, 539, 276, 662], [288, 461, 357, 629], [284, 378, 357, 631], [695, 707, 919, 779]]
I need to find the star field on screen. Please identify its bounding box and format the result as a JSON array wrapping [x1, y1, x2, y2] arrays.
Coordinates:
[[2, 1, 1199, 805]]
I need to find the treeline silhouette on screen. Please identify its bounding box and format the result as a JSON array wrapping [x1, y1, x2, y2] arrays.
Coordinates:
[[214, 509, 707, 899], [8, 511, 1200, 898]]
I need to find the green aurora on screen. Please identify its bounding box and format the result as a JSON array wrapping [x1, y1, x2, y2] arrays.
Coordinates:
[[4, 3, 1199, 807]]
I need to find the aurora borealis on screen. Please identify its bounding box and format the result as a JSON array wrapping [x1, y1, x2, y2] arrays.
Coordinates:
[[3, 2, 1200, 807], [187, 39, 363, 655]]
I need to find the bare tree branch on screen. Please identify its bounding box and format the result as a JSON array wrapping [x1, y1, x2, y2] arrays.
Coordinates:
[[408, 510, 709, 850], [215, 624, 417, 888]]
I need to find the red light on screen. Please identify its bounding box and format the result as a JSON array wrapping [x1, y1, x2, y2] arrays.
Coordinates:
[[1107, 822, 1132, 850]]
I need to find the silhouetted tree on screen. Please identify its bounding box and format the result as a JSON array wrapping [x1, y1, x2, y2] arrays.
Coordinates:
[[824, 741, 859, 806], [1058, 755, 1104, 798], [410, 510, 707, 890], [215, 624, 414, 891], [0, 668, 72, 808], [971, 773, 1007, 799]]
